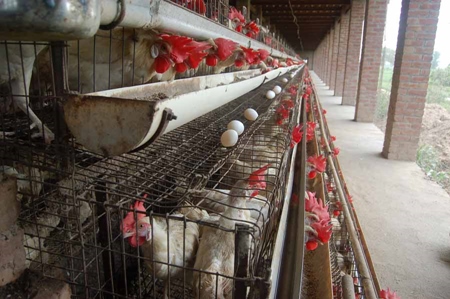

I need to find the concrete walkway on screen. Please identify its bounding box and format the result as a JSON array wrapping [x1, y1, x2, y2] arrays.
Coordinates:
[[310, 72, 450, 299]]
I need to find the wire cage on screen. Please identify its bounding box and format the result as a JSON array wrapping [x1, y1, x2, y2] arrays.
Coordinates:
[[0, 1, 305, 297], [0, 31, 303, 297], [306, 89, 369, 299]]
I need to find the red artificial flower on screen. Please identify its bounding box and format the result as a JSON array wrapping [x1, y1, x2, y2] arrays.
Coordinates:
[[322, 109, 327, 115]]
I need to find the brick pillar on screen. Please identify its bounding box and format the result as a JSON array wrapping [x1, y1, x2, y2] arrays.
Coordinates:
[[335, 10, 350, 96], [342, 0, 365, 105], [382, 0, 441, 161], [354, 0, 388, 122], [322, 33, 328, 81], [316, 40, 324, 77], [330, 20, 341, 91], [318, 39, 325, 77], [326, 29, 334, 85]]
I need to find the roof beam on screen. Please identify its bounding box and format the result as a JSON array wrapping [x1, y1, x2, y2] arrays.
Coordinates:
[[263, 9, 341, 15]]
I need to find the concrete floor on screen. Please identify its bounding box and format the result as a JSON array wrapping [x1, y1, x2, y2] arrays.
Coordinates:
[[310, 72, 450, 299]]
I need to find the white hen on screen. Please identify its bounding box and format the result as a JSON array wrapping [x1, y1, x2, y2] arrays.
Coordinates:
[[0, 43, 53, 142], [192, 165, 269, 299]]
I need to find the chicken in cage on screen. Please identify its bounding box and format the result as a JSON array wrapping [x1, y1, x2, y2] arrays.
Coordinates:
[[0, 1, 382, 298]]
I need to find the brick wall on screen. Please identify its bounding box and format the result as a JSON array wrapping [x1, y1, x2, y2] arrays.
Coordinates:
[[330, 20, 341, 91], [335, 10, 350, 96], [354, 0, 388, 121], [342, 0, 365, 105], [326, 29, 334, 85], [382, 0, 441, 160]]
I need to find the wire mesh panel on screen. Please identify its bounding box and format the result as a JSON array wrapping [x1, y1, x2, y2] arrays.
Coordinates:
[[1, 44, 302, 298], [307, 84, 371, 299]]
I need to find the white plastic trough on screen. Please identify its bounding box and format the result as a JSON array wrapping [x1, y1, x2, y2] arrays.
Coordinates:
[[64, 66, 299, 157]]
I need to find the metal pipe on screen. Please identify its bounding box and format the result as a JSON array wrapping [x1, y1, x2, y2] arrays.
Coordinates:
[[276, 67, 307, 299], [311, 82, 379, 299], [342, 275, 356, 299], [100, 0, 296, 60]]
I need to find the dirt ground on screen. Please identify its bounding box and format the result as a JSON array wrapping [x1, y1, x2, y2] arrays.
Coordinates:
[[375, 103, 450, 196]]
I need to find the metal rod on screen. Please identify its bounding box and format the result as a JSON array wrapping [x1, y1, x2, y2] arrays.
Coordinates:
[[234, 224, 251, 298], [95, 182, 114, 299], [276, 67, 307, 299], [342, 274, 356, 299], [100, 0, 295, 60]]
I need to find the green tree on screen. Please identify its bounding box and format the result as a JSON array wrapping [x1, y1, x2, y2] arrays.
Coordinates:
[[431, 51, 440, 69], [384, 48, 396, 66]]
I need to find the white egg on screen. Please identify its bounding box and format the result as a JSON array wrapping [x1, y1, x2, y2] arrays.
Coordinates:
[[244, 108, 258, 121], [266, 90, 276, 99], [273, 85, 282, 94], [221, 129, 239, 147], [290, 73, 295, 78], [227, 120, 245, 135], [282, 78, 289, 83]]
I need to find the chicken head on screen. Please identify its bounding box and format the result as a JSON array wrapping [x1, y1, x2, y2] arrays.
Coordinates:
[[121, 199, 149, 247]]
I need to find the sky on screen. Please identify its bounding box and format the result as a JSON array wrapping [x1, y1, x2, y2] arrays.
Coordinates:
[[384, 0, 450, 68]]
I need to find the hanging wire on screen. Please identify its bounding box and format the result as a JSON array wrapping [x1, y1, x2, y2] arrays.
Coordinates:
[[287, 0, 304, 52]]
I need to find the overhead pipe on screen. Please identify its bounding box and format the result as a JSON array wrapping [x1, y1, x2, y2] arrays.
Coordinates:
[[100, 0, 297, 60]]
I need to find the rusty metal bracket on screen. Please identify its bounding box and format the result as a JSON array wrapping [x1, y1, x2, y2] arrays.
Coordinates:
[[234, 224, 251, 298], [130, 107, 176, 153]]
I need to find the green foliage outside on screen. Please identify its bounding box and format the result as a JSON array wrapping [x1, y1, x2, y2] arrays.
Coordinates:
[[416, 145, 450, 186], [376, 49, 450, 194], [376, 50, 450, 121]]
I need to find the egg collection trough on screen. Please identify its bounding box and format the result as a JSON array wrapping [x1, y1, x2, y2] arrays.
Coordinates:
[[64, 66, 299, 157]]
